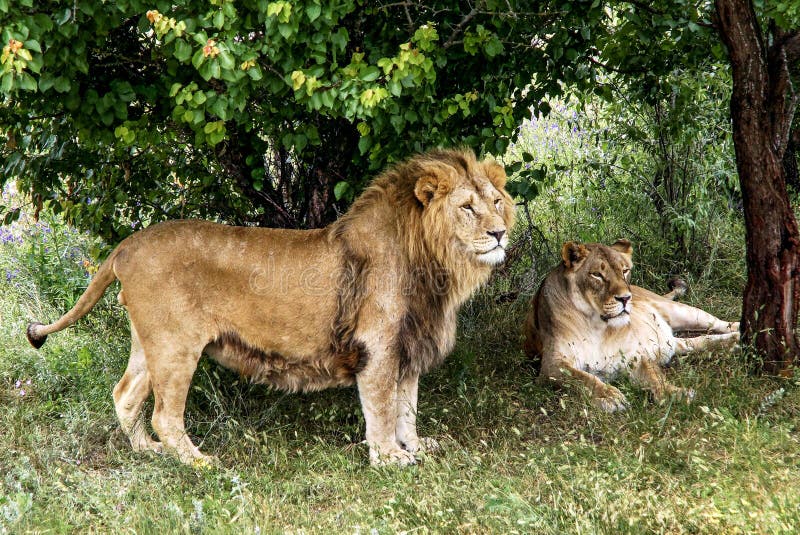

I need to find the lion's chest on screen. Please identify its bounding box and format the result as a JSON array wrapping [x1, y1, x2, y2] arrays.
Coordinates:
[[577, 307, 676, 379]]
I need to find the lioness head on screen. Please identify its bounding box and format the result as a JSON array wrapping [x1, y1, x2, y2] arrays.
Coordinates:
[[413, 150, 515, 266], [561, 239, 633, 327]]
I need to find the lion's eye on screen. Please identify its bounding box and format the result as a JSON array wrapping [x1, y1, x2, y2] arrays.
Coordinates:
[[590, 272, 604, 281], [494, 198, 503, 210], [462, 204, 474, 213], [622, 268, 631, 276]]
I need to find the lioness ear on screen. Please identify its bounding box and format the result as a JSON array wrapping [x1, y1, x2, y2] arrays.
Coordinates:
[[414, 163, 456, 206], [611, 239, 633, 258], [483, 160, 507, 189], [561, 241, 588, 269]]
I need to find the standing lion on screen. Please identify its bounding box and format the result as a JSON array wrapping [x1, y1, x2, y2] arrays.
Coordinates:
[[26, 149, 515, 466], [523, 240, 739, 411]]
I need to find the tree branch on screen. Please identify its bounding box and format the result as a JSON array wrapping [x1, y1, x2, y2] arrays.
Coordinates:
[[443, 7, 478, 49]]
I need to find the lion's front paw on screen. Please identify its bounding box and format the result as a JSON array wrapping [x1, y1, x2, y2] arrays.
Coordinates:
[[131, 437, 163, 454], [370, 446, 417, 467], [593, 385, 629, 413], [418, 437, 440, 453], [399, 436, 440, 458]]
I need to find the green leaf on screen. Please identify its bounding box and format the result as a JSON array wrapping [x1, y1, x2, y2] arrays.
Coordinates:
[[174, 40, 192, 62], [18, 72, 37, 92], [295, 133, 307, 152], [331, 28, 348, 51], [359, 66, 381, 82], [114, 82, 135, 102], [38, 74, 55, 92], [210, 97, 229, 120], [247, 65, 263, 81], [333, 181, 351, 200], [306, 4, 321, 22], [320, 90, 335, 108], [218, 51, 235, 70], [192, 48, 205, 69], [484, 37, 503, 57], [193, 31, 209, 45], [358, 136, 371, 154], [100, 110, 114, 126], [278, 23, 293, 39], [24, 39, 41, 53], [213, 10, 225, 29]]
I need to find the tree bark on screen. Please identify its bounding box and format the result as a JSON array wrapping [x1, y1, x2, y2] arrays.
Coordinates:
[[716, 0, 800, 376]]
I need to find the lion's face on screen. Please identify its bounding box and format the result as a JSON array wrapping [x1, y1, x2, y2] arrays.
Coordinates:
[[413, 155, 514, 266], [446, 180, 512, 265], [562, 240, 634, 328]]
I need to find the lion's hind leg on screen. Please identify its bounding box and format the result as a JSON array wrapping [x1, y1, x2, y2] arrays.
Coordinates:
[[113, 323, 161, 454], [674, 332, 739, 356], [144, 337, 215, 466], [660, 299, 740, 334]]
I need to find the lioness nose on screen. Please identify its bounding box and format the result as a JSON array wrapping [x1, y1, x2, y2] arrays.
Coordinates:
[[615, 294, 631, 306], [487, 230, 505, 243]]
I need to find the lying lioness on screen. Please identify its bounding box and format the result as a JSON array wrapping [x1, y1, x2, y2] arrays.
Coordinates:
[[523, 240, 739, 411]]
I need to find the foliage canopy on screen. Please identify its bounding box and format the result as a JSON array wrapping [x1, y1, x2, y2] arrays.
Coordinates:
[[0, 0, 615, 240]]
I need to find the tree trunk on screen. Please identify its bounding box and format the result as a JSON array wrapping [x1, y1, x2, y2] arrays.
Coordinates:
[[715, 0, 800, 376], [784, 128, 799, 193]]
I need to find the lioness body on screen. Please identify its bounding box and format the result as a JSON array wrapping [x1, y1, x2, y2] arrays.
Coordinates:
[[27, 149, 515, 465], [524, 241, 739, 411]]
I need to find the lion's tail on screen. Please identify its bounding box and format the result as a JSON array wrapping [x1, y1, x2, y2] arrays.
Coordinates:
[[664, 277, 688, 301], [26, 247, 122, 349]]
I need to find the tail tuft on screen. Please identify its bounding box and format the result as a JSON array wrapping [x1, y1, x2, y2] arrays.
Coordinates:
[[26, 322, 48, 349], [666, 277, 688, 299]]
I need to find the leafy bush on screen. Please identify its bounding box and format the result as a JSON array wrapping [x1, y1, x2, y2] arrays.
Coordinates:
[[1, 189, 104, 310], [505, 82, 746, 302]]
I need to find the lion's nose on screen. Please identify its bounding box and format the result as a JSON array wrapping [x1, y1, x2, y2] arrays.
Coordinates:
[[615, 294, 632, 307], [487, 230, 505, 244]]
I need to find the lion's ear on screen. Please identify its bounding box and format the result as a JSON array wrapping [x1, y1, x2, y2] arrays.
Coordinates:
[[561, 241, 588, 269], [414, 163, 456, 206], [484, 161, 507, 189], [611, 239, 633, 258]]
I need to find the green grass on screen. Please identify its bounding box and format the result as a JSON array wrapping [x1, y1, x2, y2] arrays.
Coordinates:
[[2, 278, 799, 534]]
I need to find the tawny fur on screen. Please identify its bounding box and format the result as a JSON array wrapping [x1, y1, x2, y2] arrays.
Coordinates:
[[523, 240, 739, 412], [26, 148, 515, 466]]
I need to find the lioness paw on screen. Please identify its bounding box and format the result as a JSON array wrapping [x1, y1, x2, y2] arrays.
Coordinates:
[[370, 447, 417, 467], [400, 436, 440, 456], [593, 386, 629, 413]]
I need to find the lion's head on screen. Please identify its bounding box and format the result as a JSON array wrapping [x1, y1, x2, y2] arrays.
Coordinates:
[[561, 239, 634, 328], [409, 150, 515, 267]]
